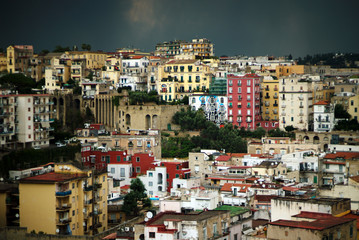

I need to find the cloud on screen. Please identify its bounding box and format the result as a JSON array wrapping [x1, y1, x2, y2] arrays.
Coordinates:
[[126, 0, 165, 29]]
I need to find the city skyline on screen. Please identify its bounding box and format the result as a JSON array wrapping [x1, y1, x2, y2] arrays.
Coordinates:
[[1, 0, 359, 58]]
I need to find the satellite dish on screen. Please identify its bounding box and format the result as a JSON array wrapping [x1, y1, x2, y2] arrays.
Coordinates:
[[146, 211, 153, 219], [144, 217, 149, 222]]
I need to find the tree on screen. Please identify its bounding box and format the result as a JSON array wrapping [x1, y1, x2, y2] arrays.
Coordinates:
[[334, 104, 351, 119], [122, 178, 151, 216], [0, 73, 36, 93], [53, 45, 71, 53], [81, 43, 91, 51]]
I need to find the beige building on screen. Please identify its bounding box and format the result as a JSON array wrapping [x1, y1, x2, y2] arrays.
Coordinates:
[[251, 161, 287, 178], [348, 94, 359, 121], [268, 211, 356, 240], [180, 38, 214, 57], [279, 76, 313, 130], [0, 92, 54, 149], [7, 45, 34, 75], [0, 53, 7, 72], [19, 163, 108, 235], [275, 64, 310, 78], [94, 91, 182, 132]]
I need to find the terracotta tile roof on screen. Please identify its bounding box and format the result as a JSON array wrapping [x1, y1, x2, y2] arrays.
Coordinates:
[[350, 175, 359, 183], [323, 161, 346, 165], [254, 195, 277, 202], [216, 155, 231, 161], [20, 172, 87, 183], [313, 100, 330, 105], [270, 212, 354, 230], [220, 183, 252, 192], [282, 186, 300, 192], [324, 152, 359, 160]]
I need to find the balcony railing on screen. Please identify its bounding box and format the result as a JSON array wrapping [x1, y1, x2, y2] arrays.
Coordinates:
[[56, 190, 72, 197], [56, 203, 72, 211], [56, 217, 72, 225]]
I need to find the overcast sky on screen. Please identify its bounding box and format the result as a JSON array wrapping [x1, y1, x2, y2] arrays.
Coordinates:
[[1, 0, 358, 58]]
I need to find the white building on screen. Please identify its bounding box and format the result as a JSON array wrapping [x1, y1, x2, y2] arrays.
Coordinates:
[[120, 57, 149, 91], [17, 94, 54, 148], [220, 183, 254, 206], [189, 94, 228, 125], [139, 166, 167, 198], [313, 100, 335, 132], [107, 163, 133, 187], [279, 76, 313, 130], [281, 150, 317, 171]]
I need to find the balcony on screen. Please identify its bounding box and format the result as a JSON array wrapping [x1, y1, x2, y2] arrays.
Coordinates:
[[84, 199, 93, 205], [246, 119, 252, 123], [56, 217, 72, 225], [84, 185, 93, 191], [299, 113, 304, 116], [281, 104, 286, 108], [56, 203, 72, 211], [299, 105, 304, 108], [91, 222, 103, 230], [94, 196, 103, 202], [273, 103, 278, 107], [264, 96, 270, 99], [94, 183, 102, 189], [273, 95, 278, 99], [56, 190, 71, 197]]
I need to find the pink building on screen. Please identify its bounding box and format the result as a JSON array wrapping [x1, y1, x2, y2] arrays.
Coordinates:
[[227, 73, 261, 130]]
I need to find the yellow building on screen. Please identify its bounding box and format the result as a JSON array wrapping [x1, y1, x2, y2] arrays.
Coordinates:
[[348, 95, 359, 121], [0, 53, 7, 72], [19, 163, 108, 235], [7, 45, 34, 75], [261, 76, 279, 121], [180, 38, 214, 57], [66, 51, 107, 70], [158, 59, 212, 101], [276, 65, 310, 78]]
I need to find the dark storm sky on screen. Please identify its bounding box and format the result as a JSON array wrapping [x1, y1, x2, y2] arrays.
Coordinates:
[[1, 0, 358, 58]]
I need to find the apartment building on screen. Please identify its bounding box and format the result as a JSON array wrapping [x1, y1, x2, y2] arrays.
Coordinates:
[[19, 163, 108, 235], [279, 76, 313, 130], [158, 59, 212, 101], [0, 92, 54, 149], [138, 166, 167, 198], [0, 53, 7, 72], [348, 94, 359, 121], [7, 45, 34, 75], [155, 40, 185, 58], [275, 64, 310, 78], [189, 93, 228, 125], [180, 38, 214, 57], [313, 100, 335, 132], [134, 210, 230, 240], [120, 56, 149, 91], [227, 73, 261, 130], [17, 94, 54, 148], [261, 76, 280, 121], [45, 58, 71, 91]]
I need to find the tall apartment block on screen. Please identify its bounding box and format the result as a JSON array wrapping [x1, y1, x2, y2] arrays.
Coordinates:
[[0, 91, 55, 149], [7, 45, 34, 75], [19, 163, 108, 235], [227, 74, 261, 130]]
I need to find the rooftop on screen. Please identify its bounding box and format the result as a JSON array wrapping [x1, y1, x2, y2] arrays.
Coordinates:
[[215, 205, 250, 217], [324, 151, 359, 160], [272, 196, 351, 205], [19, 172, 87, 183]]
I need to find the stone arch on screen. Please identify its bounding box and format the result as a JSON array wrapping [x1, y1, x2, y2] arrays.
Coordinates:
[[125, 114, 131, 125], [145, 114, 151, 129], [53, 98, 57, 106], [152, 115, 158, 129], [59, 98, 64, 106], [323, 137, 329, 141], [313, 136, 320, 144], [304, 136, 309, 141], [324, 144, 329, 152]]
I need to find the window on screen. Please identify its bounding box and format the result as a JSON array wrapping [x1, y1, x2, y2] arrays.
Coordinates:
[[247, 87, 251, 93], [120, 168, 125, 177], [149, 232, 155, 238], [72, 210, 75, 216], [149, 181, 153, 186], [136, 167, 140, 173], [117, 156, 121, 162], [149, 172, 153, 177], [175, 174, 179, 178], [72, 183, 75, 189], [111, 168, 115, 174], [106, 156, 110, 163], [28, 116, 31, 120], [238, 87, 241, 93], [229, 87, 232, 93], [28, 108, 31, 112], [136, 157, 140, 162]]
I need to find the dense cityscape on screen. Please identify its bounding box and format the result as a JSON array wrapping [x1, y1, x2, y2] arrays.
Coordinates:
[[0, 38, 358, 240]]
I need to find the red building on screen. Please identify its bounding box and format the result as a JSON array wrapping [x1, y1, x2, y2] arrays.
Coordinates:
[[227, 73, 261, 130], [160, 162, 191, 192], [81, 146, 156, 176]]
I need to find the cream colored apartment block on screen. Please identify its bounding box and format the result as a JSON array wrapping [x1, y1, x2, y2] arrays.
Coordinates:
[[279, 76, 313, 130]]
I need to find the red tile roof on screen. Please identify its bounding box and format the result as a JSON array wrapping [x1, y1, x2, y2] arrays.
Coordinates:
[[282, 186, 300, 192], [20, 172, 87, 183], [323, 161, 346, 165], [254, 195, 277, 202], [324, 152, 359, 160], [216, 155, 231, 161], [313, 100, 330, 105], [350, 175, 359, 183], [270, 212, 354, 230], [220, 183, 252, 192]]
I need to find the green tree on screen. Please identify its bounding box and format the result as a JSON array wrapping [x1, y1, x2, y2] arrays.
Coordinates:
[[0, 73, 36, 93], [53, 45, 71, 53], [81, 43, 91, 51], [334, 104, 351, 119], [122, 178, 151, 216]]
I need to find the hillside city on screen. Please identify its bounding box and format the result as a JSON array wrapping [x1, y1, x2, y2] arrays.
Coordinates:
[[0, 39, 359, 240]]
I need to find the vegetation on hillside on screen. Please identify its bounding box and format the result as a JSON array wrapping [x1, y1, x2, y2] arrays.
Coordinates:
[[296, 53, 359, 68], [0, 74, 44, 93]]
